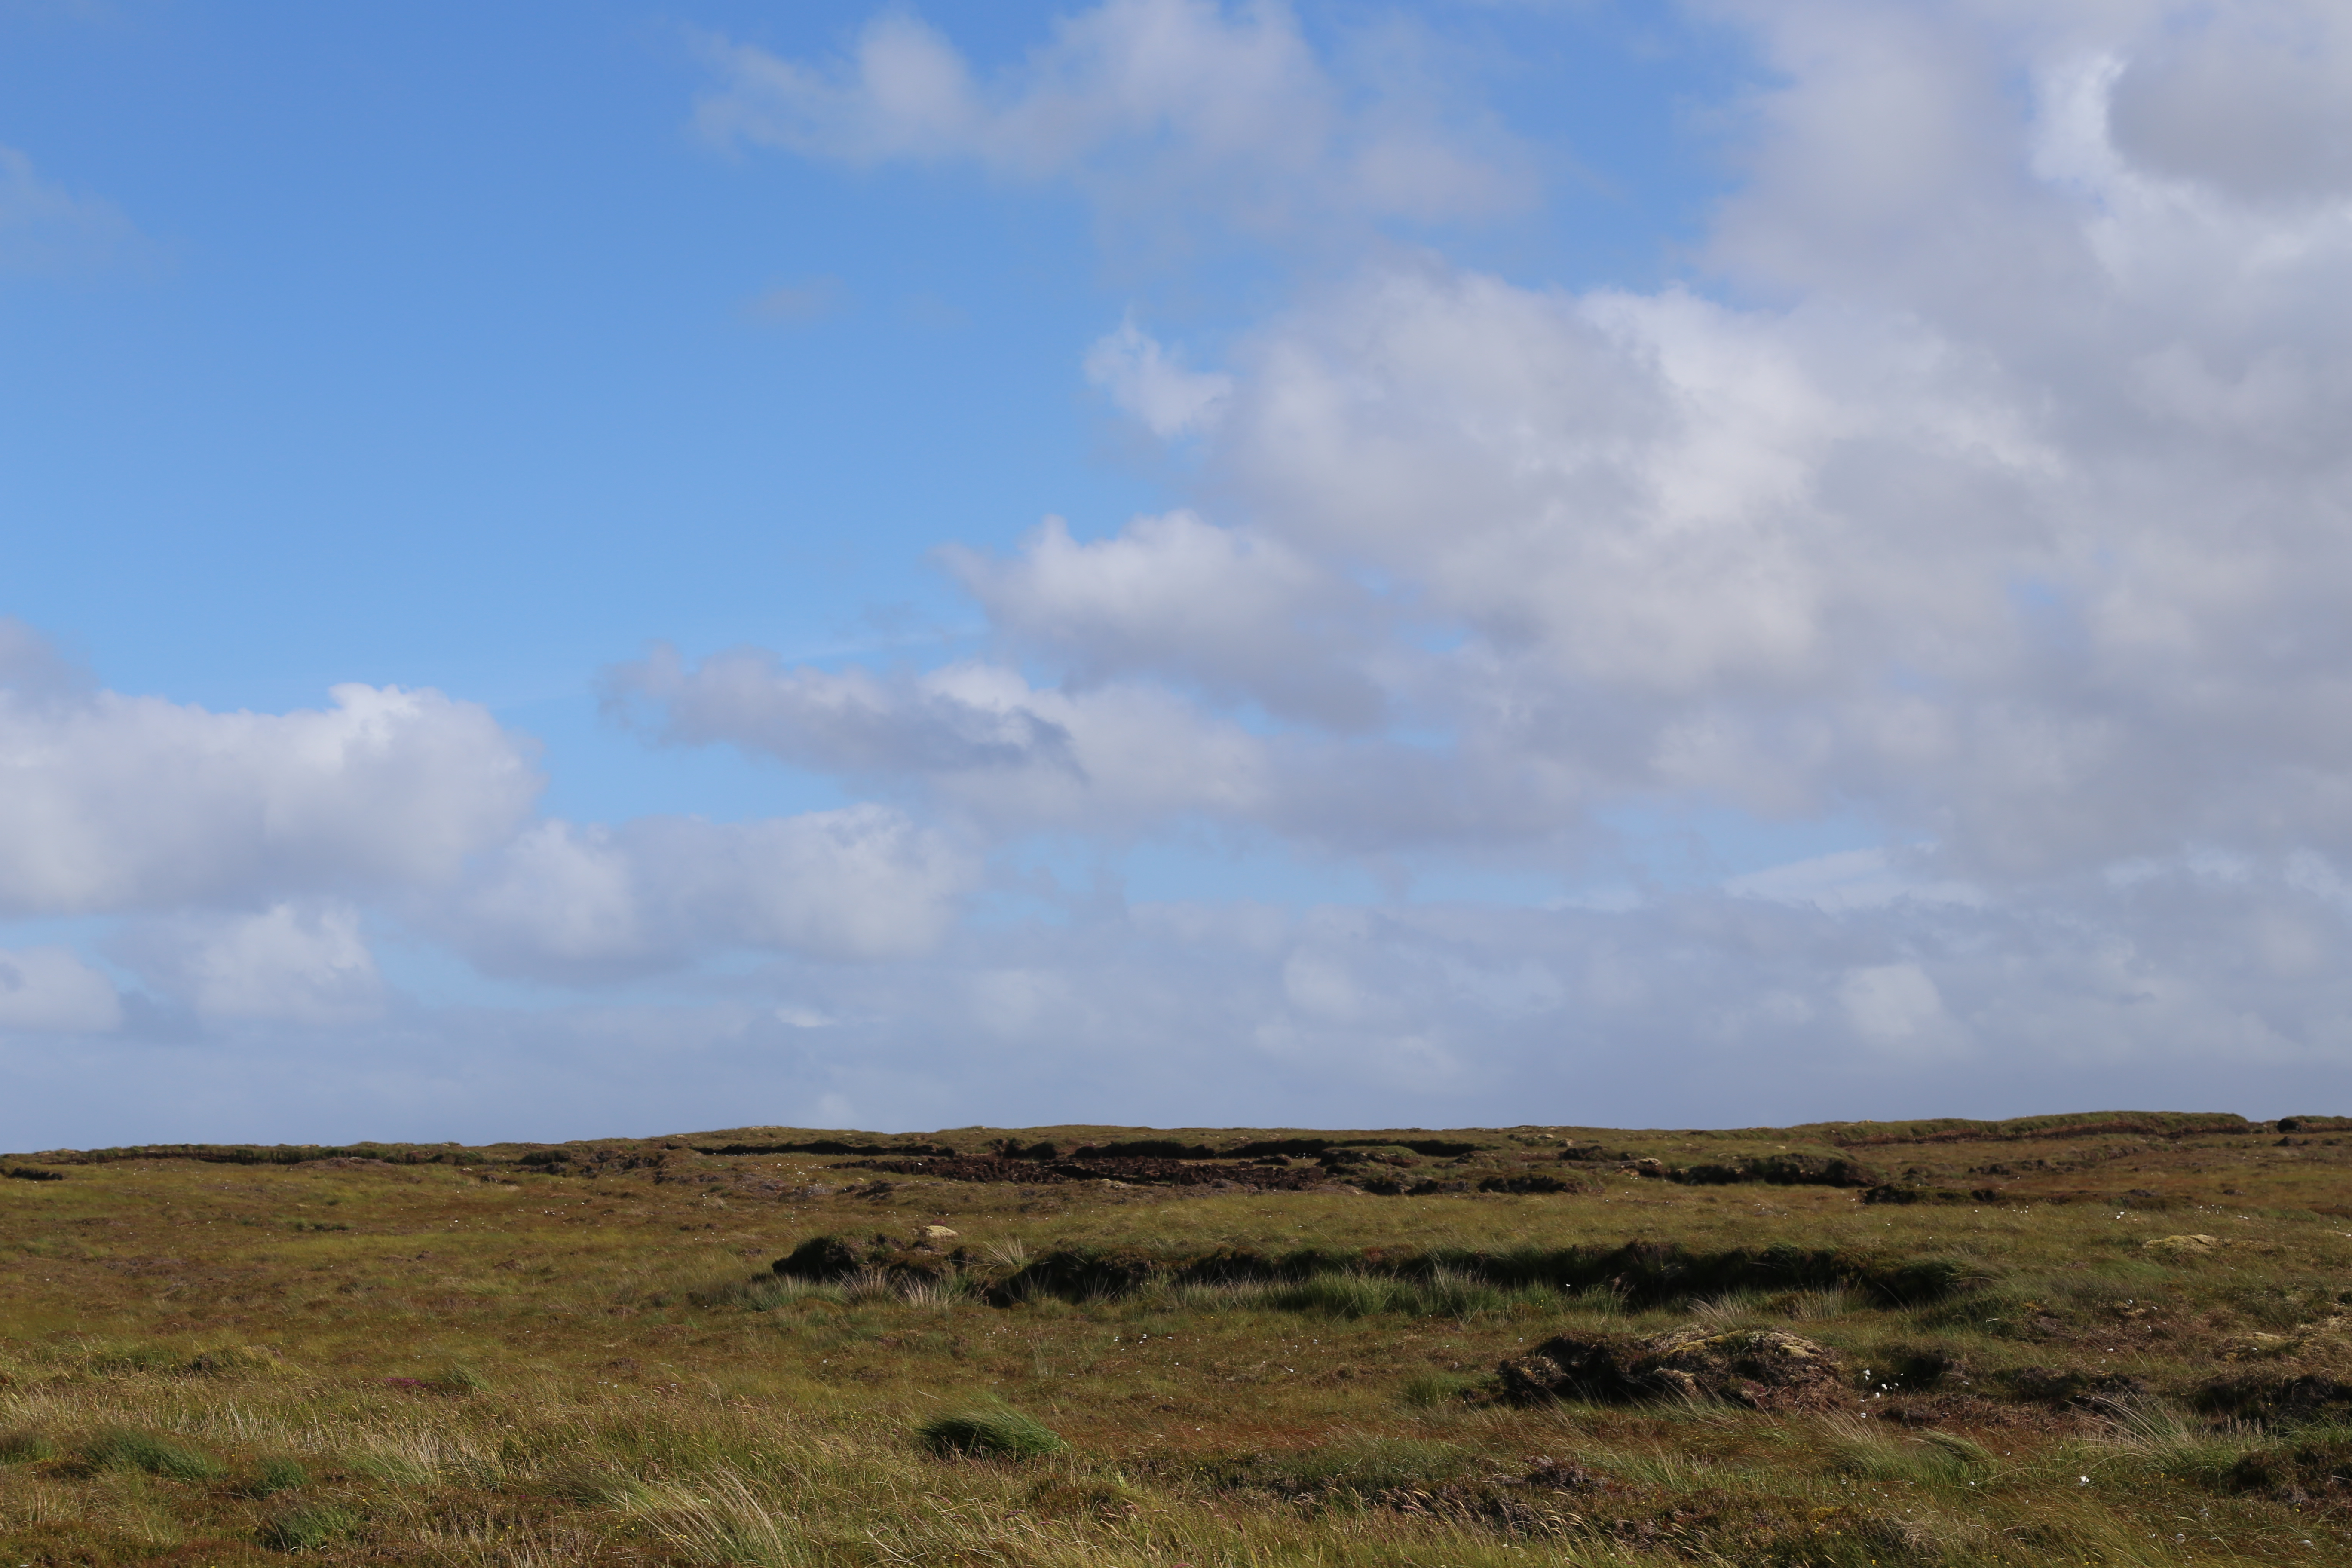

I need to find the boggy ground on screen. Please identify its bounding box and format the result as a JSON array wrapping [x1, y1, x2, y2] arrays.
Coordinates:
[[2, 1110, 2350, 1565]]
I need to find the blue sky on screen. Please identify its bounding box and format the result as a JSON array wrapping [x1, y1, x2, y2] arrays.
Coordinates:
[[7, 0, 2352, 1146]]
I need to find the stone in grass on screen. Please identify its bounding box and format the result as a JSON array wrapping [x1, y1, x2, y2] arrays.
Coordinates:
[[1500, 1326, 1848, 1412], [918, 1406, 1068, 1461], [2143, 1234, 2220, 1258]]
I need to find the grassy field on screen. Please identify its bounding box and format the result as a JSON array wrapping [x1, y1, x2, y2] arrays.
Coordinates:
[[3, 1111, 2350, 1565]]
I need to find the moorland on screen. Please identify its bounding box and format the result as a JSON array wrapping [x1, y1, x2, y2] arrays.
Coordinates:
[[3, 1109, 2351, 1565]]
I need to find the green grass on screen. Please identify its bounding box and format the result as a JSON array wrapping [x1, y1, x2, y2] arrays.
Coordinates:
[[0, 1429, 58, 1464], [258, 1501, 358, 1551], [75, 1427, 229, 1480], [237, 1456, 311, 1498], [916, 1405, 1069, 1460]]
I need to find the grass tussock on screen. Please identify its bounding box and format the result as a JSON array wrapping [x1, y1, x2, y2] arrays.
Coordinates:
[[916, 1405, 1068, 1460], [74, 1428, 227, 1481], [257, 1501, 360, 1552]]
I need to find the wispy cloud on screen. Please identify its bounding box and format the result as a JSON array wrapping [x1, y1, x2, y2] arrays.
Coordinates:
[[743, 274, 847, 325], [693, 0, 1534, 243], [0, 144, 143, 277]]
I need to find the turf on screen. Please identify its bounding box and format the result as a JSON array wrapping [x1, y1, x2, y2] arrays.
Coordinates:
[[0, 1112, 2348, 1563]]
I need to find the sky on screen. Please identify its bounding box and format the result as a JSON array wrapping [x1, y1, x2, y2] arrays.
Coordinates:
[[5, 0, 2352, 1147]]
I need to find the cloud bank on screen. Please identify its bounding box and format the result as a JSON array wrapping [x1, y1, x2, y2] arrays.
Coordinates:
[[11, 0, 2352, 1143], [654, 0, 2352, 884]]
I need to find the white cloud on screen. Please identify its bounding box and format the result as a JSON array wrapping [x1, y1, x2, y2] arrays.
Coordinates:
[[0, 144, 140, 277], [694, 0, 1532, 237], [450, 807, 977, 979], [606, 641, 1623, 851], [12, 855, 2352, 1148], [560, 0, 2352, 1133], [692, 0, 2352, 883], [943, 510, 1382, 727], [1725, 848, 1981, 912], [119, 902, 386, 1026], [1084, 318, 1231, 437], [1837, 962, 1955, 1051], [0, 675, 541, 915], [0, 630, 979, 1027], [608, 643, 1274, 833], [0, 946, 121, 1033]]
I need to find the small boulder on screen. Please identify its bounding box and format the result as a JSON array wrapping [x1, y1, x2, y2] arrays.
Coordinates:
[[2143, 1234, 2219, 1258], [922, 1225, 961, 1241]]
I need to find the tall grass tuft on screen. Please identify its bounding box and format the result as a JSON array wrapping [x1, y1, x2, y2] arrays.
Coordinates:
[[77, 1427, 228, 1480], [259, 1501, 360, 1551], [917, 1405, 1068, 1461], [236, 1456, 311, 1497], [1822, 1414, 1989, 1482], [430, 1363, 492, 1394], [639, 1467, 812, 1567], [1262, 1267, 1548, 1321], [1398, 1372, 1484, 1409]]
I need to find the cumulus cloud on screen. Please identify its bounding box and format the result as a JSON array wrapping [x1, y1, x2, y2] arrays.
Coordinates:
[[606, 640, 1632, 853], [1084, 317, 1231, 437], [450, 807, 977, 980], [22, 1, 2352, 1137], [943, 509, 1384, 728], [606, 644, 1275, 833], [0, 629, 979, 1031], [116, 902, 387, 1026], [656, 0, 2352, 892], [694, 0, 1531, 236], [0, 668, 541, 914], [0, 946, 122, 1034]]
